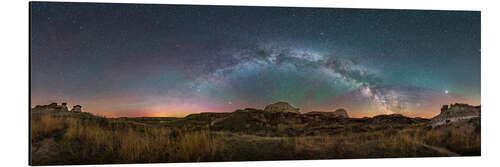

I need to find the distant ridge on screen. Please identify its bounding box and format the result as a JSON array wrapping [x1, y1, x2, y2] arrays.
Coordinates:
[[263, 101, 300, 113], [306, 108, 349, 118]]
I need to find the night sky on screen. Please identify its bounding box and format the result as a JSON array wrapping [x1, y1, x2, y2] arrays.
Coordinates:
[[30, 2, 480, 118]]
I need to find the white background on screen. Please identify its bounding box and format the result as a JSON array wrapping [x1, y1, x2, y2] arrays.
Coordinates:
[[1, 0, 499, 166]]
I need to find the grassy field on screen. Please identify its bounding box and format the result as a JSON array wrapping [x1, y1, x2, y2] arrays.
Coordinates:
[[30, 112, 480, 165]]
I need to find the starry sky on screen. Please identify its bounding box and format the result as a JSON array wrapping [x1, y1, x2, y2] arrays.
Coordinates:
[[30, 2, 480, 118]]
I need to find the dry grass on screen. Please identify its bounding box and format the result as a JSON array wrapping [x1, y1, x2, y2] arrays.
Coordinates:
[[31, 113, 480, 165], [275, 125, 480, 158], [282, 129, 423, 158], [174, 130, 225, 162], [31, 114, 68, 141], [31, 114, 228, 164], [418, 126, 480, 155]]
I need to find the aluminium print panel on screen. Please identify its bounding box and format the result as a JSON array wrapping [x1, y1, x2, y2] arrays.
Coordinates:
[[30, 2, 480, 165]]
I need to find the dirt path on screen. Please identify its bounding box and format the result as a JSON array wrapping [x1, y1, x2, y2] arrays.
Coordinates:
[[416, 142, 460, 156]]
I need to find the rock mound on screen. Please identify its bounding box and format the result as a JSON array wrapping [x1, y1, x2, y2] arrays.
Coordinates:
[[372, 114, 419, 124], [32, 102, 69, 113], [429, 103, 480, 128], [70, 105, 82, 112], [306, 108, 349, 118], [32, 103, 83, 113], [264, 102, 300, 113], [333, 108, 349, 118]]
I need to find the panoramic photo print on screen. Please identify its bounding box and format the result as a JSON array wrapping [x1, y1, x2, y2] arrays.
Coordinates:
[[30, 2, 480, 165]]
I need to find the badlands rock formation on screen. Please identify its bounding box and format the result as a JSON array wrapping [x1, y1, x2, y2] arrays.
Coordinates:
[[429, 103, 480, 127], [264, 101, 300, 113], [306, 108, 349, 118], [70, 105, 82, 112], [32, 102, 83, 113]]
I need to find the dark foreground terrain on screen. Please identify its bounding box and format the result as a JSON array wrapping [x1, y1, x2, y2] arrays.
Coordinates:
[[30, 102, 480, 165]]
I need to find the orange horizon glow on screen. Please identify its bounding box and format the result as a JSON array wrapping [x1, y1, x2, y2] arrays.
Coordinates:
[[31, 97, 480, 119], [40, 105, 467, 119], [85, 110, 440, 119]]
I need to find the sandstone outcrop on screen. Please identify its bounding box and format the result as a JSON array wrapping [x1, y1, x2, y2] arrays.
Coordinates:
[[60, 103, 69, 112], [429, 103, 480, 127], [306, 108, 349, 118], [32, 102, 70, 113], [264, 102, 300, 113], [71, 105, 82, 112], [32, 103, 82, 113]]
